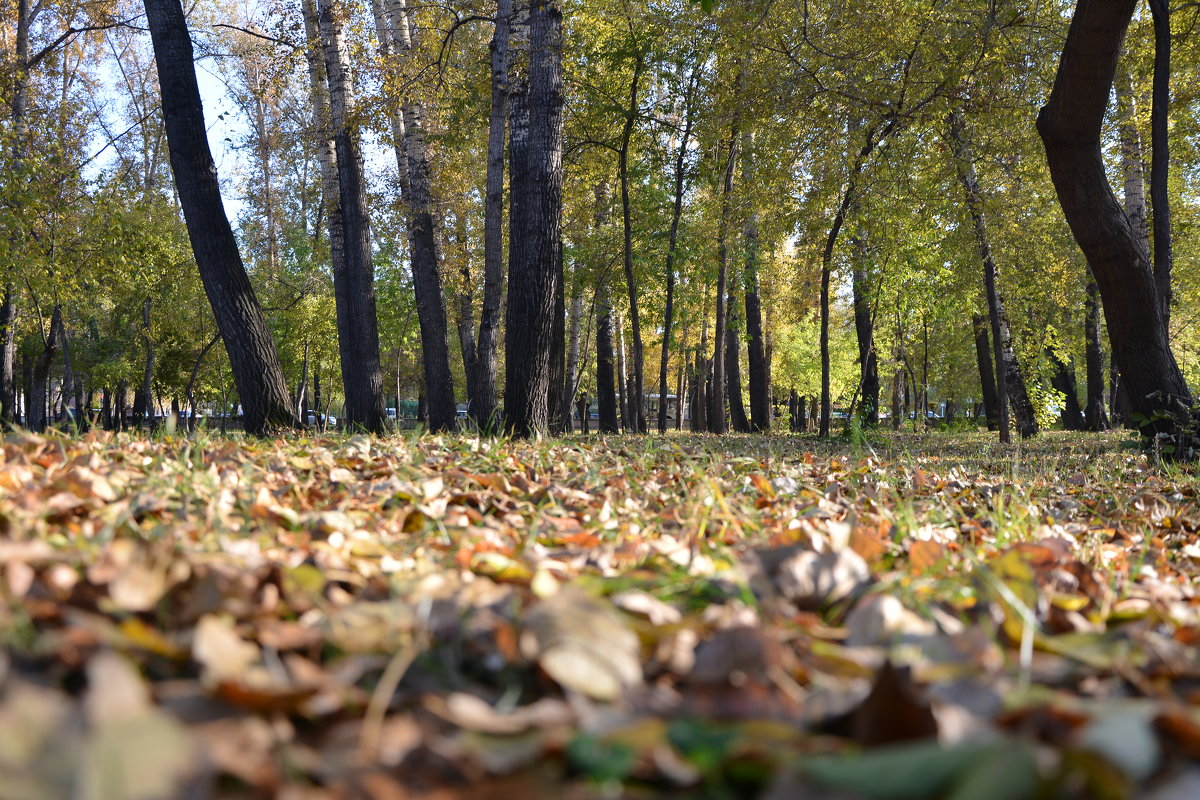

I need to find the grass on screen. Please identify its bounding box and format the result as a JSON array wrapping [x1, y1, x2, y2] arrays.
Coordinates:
[[0, 426, 1197, 798]]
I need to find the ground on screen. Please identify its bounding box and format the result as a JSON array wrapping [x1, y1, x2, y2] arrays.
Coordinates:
[[0, 427, 1198, 799]]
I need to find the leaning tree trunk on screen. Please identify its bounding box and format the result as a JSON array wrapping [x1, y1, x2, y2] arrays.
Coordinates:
[[379, 0, 456, 432], [708, 127, 737, 434], [1037, 0, 1191, 444], [949, 110, 1038, 440], [971, 313, 999, 430], [658, 66, 698, 434], [472, 0, 512, 431], [1084, 275, 1109, 431], [317, 0, 390, 434], [144, 0, 296, 435], [503, 0, 563, 437]]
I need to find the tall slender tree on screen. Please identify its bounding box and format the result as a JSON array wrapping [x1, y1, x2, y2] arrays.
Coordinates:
[[317, 0, 386, 433], [504, 0, 564, 436], [143, 0, 296, 435]]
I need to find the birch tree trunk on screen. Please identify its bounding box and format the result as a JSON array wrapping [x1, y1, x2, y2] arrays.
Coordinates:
[[472, 0, 512, 431]]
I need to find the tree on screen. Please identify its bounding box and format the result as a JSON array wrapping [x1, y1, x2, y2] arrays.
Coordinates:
[[317, 0, 386, 433], [143, 0, 296, 435], [504, 0, 564, 436], [1037, 0, 1191, 444]]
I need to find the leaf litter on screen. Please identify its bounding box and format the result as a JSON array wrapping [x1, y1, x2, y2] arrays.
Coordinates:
[[0, 428, 1198, 798]]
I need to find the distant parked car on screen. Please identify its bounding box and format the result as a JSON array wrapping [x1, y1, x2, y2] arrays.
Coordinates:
[[306, 412, 337, 427], [386, 407, 397, 420]]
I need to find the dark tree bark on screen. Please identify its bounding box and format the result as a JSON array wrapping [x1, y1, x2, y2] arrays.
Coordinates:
[[616, 312, 629, 429], [548, 251, 567, 434], [186, 333, 220, 432], [708, 128, 737, 434], [1037, 0, 1191, 442], [320, 0, 388, 433], [144, 0, 296, 435], [1084, 276, 1109, 431], [1149, 0, 1172, 327], [504, 0, 563, 437], [949, 110, 1038, 440], [472, 0, 513, 431], [742, 134, 769, 432], [658, 64, 698, 434], [384, 0, 456, 433], [971, 314, 999, 431], [1048, 348, 1085, 431], [30, 305, 62, 432], [618, 54, 647, 433], [596, 286, 619, 433], [453, 218, 478, 406], [0, 285, 15, 424], [725, 298, 750, 433], [141, 299, 155, 429], [819, 126, 882, 437], [851, 258, 878, 428]]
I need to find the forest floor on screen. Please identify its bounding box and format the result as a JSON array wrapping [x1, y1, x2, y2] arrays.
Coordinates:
[[1, 427, 1199, 798]]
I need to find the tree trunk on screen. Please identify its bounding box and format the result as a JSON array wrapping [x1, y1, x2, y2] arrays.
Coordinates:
[[658, 65, 698, 435], [0, 285, 16, 424], [616, 311, 629, 430], [452, 216, 477, 407], [596, 284, 619, 433], [1149, 0, 1172, 328], [503, 0, 563, 437], [726, 298, 750, 433], [1036, 0, 1191, 443], [30, 306, 62, 432], [618, 54, 647, 433], [709, 127, 737, 434], [548, 251, 567, 434], [144, 0, 295, 435], [1084, 276, 1109, 431], [744, 200, 769, 432], [851, 257, 878, 428], [1048, 347, 1085, 431], [565, 273, 583, 429], [186, 334, 220, 431], [971, 314, 999, 430], [949, 110, 1038, 440], [472, 0, 512, 432], [141, 298, 155, 429], [319, 0, 387, 433], [378, 0, 456, 432], [1, 0, 30, 425], [819, 132, 878, 437]]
